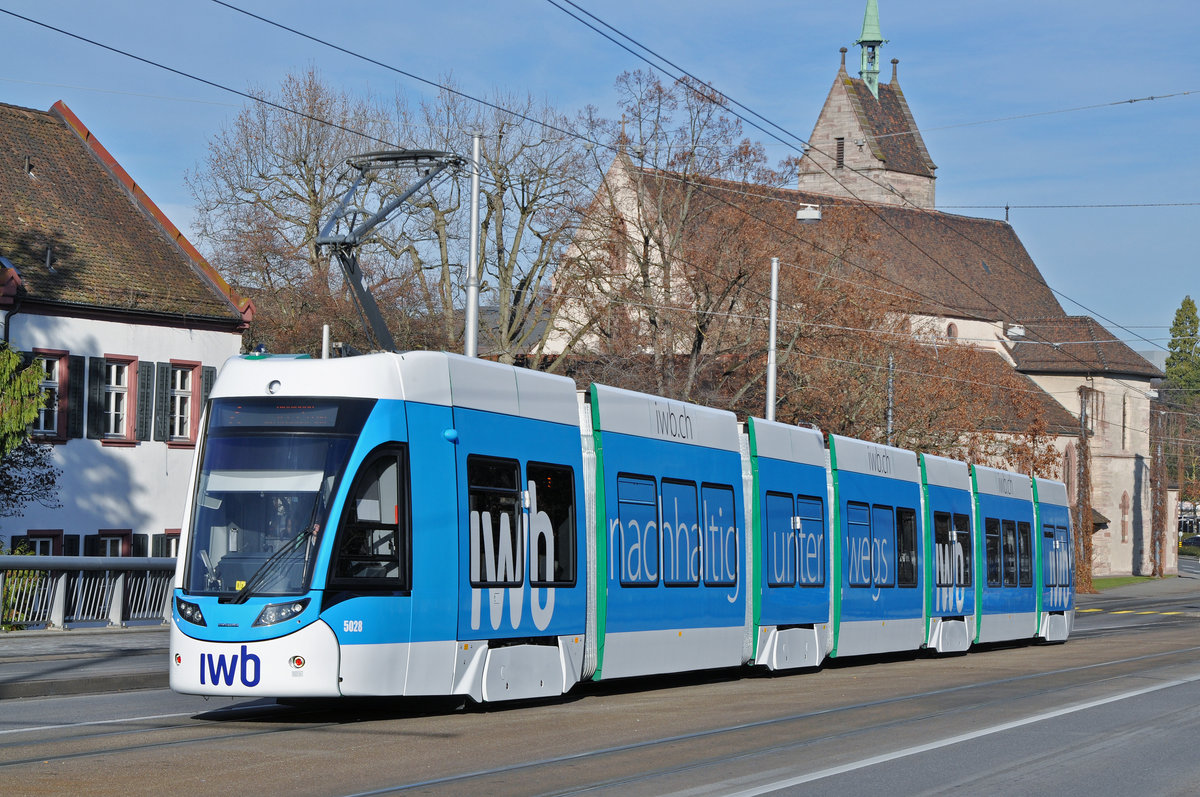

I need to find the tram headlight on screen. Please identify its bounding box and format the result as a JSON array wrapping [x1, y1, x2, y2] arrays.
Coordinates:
[[176, 597, 207, 627], [252, 598, 311, 627]]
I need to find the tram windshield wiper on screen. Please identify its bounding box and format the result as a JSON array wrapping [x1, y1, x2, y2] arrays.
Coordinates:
[[225, 525, 314, 605]]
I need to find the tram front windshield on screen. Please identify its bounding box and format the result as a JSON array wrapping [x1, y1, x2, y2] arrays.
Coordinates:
[[183, 397, 374, 599]]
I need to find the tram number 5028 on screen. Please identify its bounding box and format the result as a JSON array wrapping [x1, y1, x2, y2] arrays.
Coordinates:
[[343, 620, 363, 633]]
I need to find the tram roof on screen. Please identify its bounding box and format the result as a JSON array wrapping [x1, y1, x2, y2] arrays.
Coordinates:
[[920, 452, 971, 492], [211, 351, 580, 427], [972, 464, 1033, 501], [746, 417, 827, 469]]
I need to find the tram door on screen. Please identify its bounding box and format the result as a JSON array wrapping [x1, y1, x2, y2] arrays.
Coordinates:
[[324, 445, 416, 695]]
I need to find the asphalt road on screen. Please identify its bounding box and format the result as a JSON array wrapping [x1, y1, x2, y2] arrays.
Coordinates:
[[3, 580, 1200, 796]]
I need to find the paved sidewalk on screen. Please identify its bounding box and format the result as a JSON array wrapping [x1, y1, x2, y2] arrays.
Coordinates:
[[0, 625, 168, 699], [1075, 568, 1200, 606], [3, 572, 1199, 700]]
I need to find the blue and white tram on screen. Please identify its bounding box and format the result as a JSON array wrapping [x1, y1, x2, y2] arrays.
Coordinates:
[[920, 453, 975, 653], [971, 465, 1039, 644], [170, 351, 1075, 702], [828, 436, 925, 658], [172, 351, 589, 700], [1034, 477, 1074, 641], [745, 417, 832, 670], [585, 384, 746, 681]]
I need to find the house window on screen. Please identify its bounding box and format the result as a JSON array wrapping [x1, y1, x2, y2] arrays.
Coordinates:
[[104, 360, 129, 437], [89, 356, 151, 443], [169, 365, 192, 440], [26, 532, 63, 556], [154, 530, 181, 557], [835, 137, 845, 168], [33, 356, 60, 436], [945, 323, 958, 339], [27, 349, 81, 441], [155, 361, 208, 446], [88, 530, 132, 557]]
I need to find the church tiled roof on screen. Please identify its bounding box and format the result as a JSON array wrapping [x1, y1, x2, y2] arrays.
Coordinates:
[[1008, 317, 1162, 379], [841, 65, 936, 179], [0, 101, 252, 325], [822, 198, 1064, 322], [632, 167, 1066, 323]]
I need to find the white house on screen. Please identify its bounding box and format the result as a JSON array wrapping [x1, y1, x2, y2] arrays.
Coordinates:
[[1, 100, 253, 557]]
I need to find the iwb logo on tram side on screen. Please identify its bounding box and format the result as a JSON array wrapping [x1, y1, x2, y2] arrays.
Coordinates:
[[199, 645, 261, 687], [469, 481, 557, 632]]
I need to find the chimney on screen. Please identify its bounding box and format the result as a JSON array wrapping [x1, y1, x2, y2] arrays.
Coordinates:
[[891, 58, 899, 82]]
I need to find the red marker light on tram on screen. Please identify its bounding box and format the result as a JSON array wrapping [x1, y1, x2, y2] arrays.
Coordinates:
[[290, 655, 305, 669]]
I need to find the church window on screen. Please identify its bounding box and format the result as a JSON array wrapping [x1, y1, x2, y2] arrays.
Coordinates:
[[1121, 394, 1129, 450]]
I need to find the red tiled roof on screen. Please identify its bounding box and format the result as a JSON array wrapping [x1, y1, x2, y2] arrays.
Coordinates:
[[1008, 317, 1162, 379], [0, 100, 252, 325], [631, 166, 1066, 323]]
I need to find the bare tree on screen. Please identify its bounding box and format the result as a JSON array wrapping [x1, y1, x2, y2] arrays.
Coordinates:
[[188, 68, 403, 354], [384, 87, 595, 362], [190, 71, 592, 359], [559, 71, 782, 397]]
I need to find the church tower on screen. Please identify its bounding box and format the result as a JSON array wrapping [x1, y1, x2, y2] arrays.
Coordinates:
[[795, 0, 937, 208], [856, 0, 885, 98]]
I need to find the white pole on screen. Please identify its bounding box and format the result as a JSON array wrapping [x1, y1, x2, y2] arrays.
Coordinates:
[[886, 353, 895, 446], [464, 131, 482, 358], [321, 324, 330, 359], [766, 257, 779, 422]]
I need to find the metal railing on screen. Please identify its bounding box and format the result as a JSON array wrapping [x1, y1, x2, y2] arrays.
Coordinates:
[[0, 555, 176, 631]]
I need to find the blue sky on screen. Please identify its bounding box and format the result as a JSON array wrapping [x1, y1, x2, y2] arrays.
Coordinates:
[[1, 1, 1196, 354]]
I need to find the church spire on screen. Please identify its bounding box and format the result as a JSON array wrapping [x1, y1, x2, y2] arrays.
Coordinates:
[[855, 0, 886, 98]]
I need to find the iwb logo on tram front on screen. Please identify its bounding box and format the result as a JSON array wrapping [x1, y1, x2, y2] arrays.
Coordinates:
[[199, 645, 262, 687]]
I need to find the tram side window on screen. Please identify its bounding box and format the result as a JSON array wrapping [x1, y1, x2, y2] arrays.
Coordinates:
[[896, 507, 917, 587], [527, 462, 576, 587], [934, 511, 954, 588], [954, 513, 972, 588], [1002, 519, 1018, 587], [796, 496, 825, 587], [871, 505, 895, 588], [662, 479, 700, 586], [468, 456, 523, 587], [1059, 526, 1073, 587], [616, 474, 659, 586], [846, 501, 872, 587], [1047, 525, 1072, 588], [1017, 521, 1033, 587], [1042, 525, 1055, 586], [765, 492, 796, 587], [985, 518, 1001, 587], [702, 484, 737, 587], [331, 449, 410, 589]]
